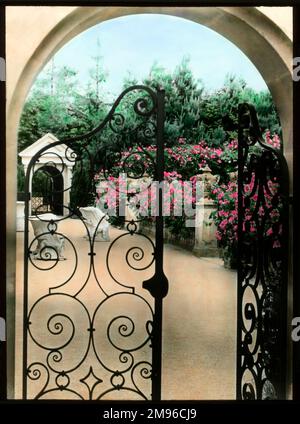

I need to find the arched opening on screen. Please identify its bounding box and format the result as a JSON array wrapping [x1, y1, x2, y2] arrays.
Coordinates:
[[32, 166, 64, 216], [6, 6, 293, 400], [7, 7, 292, 160]]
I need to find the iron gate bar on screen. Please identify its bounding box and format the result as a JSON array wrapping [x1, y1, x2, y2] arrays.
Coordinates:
[[237, 102, 289, 400], [142, 88, 168, 401], [23, 85, 167, 400]]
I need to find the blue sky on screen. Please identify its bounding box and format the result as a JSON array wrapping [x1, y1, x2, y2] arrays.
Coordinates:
[[40, 14, 268, 97]]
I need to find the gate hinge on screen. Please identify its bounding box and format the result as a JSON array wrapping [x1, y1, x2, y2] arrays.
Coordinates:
[[289, 195, 293, 205]]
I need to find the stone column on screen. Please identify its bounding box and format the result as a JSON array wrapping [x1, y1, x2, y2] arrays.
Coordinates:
[[16, 201, 25, 231], [193, 167, 219, 258], [63, 166, 72, 216]]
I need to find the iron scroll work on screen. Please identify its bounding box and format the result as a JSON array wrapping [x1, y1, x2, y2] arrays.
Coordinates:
[[237, 103, 289, 400], [23, 85, 168, 400]]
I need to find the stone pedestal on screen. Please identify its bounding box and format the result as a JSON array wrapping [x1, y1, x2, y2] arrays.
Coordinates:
[[193, 199, 219, 257], [16, 201, 25, 231], [192, 167, 219, 258]]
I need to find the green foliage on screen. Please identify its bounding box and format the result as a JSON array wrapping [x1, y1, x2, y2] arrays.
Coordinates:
[[18, 57, 109, 153], [69, 160, 96, 211], [164, 215, 194, 240], [143, 58, 204, 146], [141, 65, 281, 147], [18, 55, 110, 199], [18, 56, 281, 209], [32, 171, 50, 197]]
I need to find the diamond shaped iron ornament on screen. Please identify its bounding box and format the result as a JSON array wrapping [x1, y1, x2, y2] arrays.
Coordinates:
[[80, 366, 103, 400]]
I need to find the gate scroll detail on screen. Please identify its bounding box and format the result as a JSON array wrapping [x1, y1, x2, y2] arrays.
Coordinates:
[[237, 103, 289, 400], [23, 86, 168, 401]]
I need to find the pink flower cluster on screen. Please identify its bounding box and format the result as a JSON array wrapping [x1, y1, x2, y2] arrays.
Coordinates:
[[109, 137, 239, 178], [94, 131, 281, 183], [93, 131, 282, 242], [265, 131, 281, 149], [210, 181, 238, 243], [210, 173, 282, 248]]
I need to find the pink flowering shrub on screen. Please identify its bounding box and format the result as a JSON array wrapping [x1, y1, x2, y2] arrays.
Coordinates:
[[265, 131, 281, 149], [103, 137, 238, 181], [163, 171, 197, 239], [94, 131, 281, 243], [210, 181, 238, 247], [209, 132, 282, 266], [95, 169, 197, 238]]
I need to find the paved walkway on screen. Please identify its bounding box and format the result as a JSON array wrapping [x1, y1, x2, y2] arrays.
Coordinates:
[[15, 219, 236, 400]]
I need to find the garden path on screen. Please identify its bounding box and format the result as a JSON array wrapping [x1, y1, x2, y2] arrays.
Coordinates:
[[15, 219, 236, 400]]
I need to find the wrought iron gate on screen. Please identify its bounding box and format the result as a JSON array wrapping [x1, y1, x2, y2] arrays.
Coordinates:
[[23, 85, 168, 400], [237, 103, 289, 399], [23, 88, 290, 401]]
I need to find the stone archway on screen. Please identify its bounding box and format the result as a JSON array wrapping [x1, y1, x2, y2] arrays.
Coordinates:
[[7, 7, 293, 167], [6, 6, 293, 398]]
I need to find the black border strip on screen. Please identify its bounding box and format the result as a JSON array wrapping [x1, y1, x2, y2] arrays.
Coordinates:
[[1, 0, 298, 408], [293, 6, 300, 402], [0, 4, 6, 401], [1, 0, 300, 6], [0, 400, 300, 421]]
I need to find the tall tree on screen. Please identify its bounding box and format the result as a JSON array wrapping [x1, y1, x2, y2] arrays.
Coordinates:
[[143, 57, 204, 145]]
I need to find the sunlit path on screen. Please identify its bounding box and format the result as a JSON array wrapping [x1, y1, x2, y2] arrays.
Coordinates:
[[15, 218, 236, 400]]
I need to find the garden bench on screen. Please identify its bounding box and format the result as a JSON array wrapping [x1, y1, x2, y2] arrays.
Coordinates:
[[29, 213, 65, 260], [79, 206, 110, 241]]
